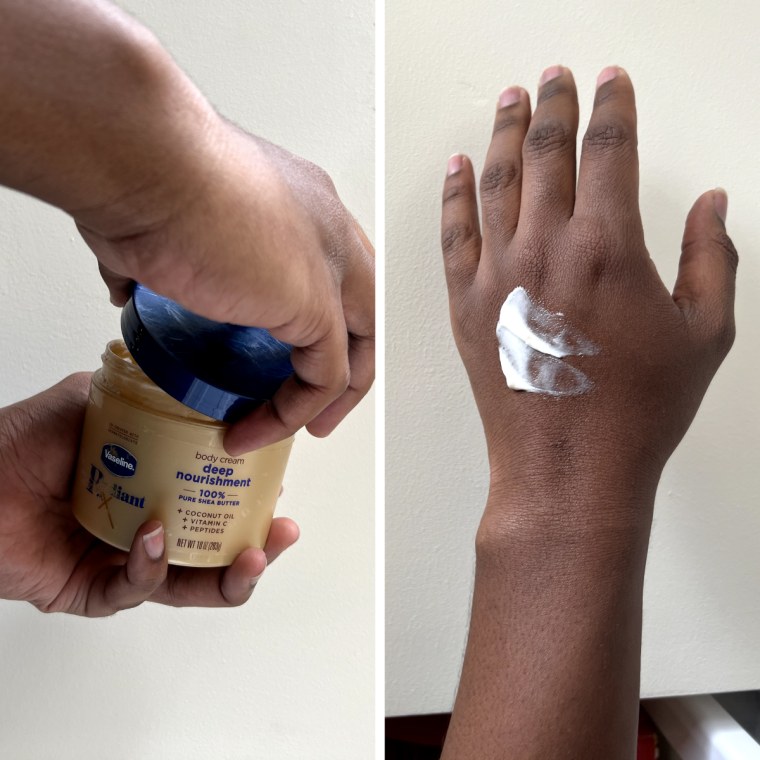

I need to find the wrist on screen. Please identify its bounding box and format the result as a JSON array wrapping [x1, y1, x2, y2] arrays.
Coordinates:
[[477, 463, 659, 565]]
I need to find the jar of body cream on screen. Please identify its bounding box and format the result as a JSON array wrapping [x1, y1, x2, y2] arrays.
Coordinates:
[[71, 285, 294, 567]]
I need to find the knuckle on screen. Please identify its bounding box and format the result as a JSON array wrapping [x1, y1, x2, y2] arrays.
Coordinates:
[[714, 319, 736, 354], [453, 311, 480, 344], [125, 576, 158, 597], [442, 177, 473, 206], [451, 291, 486, 342], [35, 599, 60, 615], [492, 110, 525, 135], [124, 566, 161, 597], [334, 363, 351, 395], [163, 575, 183, 607], [509, 239, 549, 287], [100, 594, 142, 616], [357, 374, 375, 395], [593, 82, 631, 109], [445, 260, 475, 298], [306, 161, 336, 193], [346, 305, 375, 341], [701, 311, 736, 356], [351, 341, 376, 392], [537, 79, 574, 105], [479, 160, 520, 200], [271, 409, 301, 440], [223, 592, 249, 608], [570, 221, 614, 260], [569, 214, 641, 261], [523, 119, 572, 160], [582, 120, 632, 156], [714, 231, 739, 274], [441, 220, 477, 256]]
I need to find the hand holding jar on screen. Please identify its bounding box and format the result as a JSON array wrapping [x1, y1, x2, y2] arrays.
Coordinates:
[[0, 373, 299, 615]]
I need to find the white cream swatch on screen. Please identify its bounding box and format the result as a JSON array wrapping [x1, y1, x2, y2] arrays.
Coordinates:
[[496, 287, 598, 396]]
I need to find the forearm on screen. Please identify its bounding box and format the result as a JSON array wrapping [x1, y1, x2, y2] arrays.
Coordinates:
[[0, 0, 216, 234], [442, 480, 657, 760]]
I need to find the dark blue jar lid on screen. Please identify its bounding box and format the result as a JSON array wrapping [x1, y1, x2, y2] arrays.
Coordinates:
[[121, 284, 294, 422]]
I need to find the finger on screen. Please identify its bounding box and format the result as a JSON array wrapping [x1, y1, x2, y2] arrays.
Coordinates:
[[307, 221, 375, 436], [575, 67, 640, 224], [87, 520, 168, 616], [220, 548, 268, 601], [519, 66, 579, 229], [479, 87, 531, 252], [305, 333, 374, 436], [673, 188, 738, 344], [224, 312, 350, 455], [441, 154, 481, 297], [149, 519, 299, 608], [263, 517, 300, 564], [97, 261, 134, 306], [76, 221, 135, 306], [152, 547, 268, 608]]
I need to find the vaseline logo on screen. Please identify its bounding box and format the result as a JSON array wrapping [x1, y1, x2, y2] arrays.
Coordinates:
[[101, 444, 137, 478]]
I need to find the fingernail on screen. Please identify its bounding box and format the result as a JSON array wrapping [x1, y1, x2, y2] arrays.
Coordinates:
[[714, 187, 728, 223], [142, 525, 164, 561], [596, 66, 620, 89], [447, 154, 464, 176], [539, 65, 563, 86], [250, 571, 265, 589], [498, 86, 521, 108]]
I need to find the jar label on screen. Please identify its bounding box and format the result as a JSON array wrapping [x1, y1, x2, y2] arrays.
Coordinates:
[[72, 390, 292, 567]]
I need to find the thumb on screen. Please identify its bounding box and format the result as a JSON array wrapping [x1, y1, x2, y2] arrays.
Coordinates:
[[672, 188, 738, 337]]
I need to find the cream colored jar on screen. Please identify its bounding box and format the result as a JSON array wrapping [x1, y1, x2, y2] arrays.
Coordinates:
[[72, 341, 293, 567]]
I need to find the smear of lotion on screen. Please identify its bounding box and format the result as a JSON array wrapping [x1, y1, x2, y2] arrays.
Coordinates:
[[496, 287, 598, 396]]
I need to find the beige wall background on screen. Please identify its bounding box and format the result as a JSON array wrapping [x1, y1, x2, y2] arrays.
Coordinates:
[[387, 0, 760, 715], [0, 2, 374, 758]]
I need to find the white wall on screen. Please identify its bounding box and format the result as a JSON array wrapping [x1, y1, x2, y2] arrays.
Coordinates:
[[0, 2, 374, 758], [387, 0, 760, 715]]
